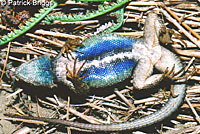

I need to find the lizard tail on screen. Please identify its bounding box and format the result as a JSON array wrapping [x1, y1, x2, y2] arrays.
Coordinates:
[[9, 79, 185, 131]]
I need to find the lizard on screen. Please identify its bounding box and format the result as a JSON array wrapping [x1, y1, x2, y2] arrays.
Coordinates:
[[13, 12, 186, 132]]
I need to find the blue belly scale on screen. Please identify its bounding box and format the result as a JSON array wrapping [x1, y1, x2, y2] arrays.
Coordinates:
[[74, 34, 136, 88]]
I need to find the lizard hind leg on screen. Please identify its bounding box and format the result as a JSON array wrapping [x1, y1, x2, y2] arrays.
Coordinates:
[[132, 56, 164, 90]]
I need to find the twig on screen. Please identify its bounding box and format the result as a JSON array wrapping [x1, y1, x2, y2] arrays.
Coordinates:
[[0, 24, 11, 31], [128, 1, 190, 6], [0, 116, 46, 125], [26, 33, 63, 47], [15, 127, 31, 134], [185, 96, 200, 124], [66, 96, 71, 134], [160, 9, 200, 48], [25, 43, 51, 56], [12, 106, 26, 116], [89, 103, 117, 122], [134, 97, 160, 105], [36, 96, 40, 118], [101, 102, 129, 111], [8, 56, 26, 63], [176, 114, 195, 121], [83, 88, 131, 115], [190, 76, 200, 82], [174, 49, 200, 58], [0, 42, 11, 83], [114, 89, 135, 109], [185, 57, 195, 72], [126, 6, 155, 11], [34, 29, 84, 39], [45, 97, 105, 124], [171, 11, 200, 22], [2, 47, 41, 55], [115, 31, 143, 36], [11, 41, 58, 55], [162, 6, 200, 40], [6, 88, 23, 98], [50, 20, 98, 25]]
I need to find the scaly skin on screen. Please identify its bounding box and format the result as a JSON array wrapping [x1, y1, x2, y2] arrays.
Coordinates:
[[14, 12, 186, 132]]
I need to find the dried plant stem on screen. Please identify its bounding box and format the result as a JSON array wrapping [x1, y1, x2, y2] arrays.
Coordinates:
[[114, 89, 135, 109], [128, 1, 189, 6], [66, 96, 71, 134], [160, 9, 200, 48], [0, 24, 11, 31], [0, 116, 46, 125], [162, 6, 200, 40], [174, 49, 200, 58], [45, 97, 105, 124], [185, 97, 200, 123], [35, 29, 83, 39], [0, 42, 11, 83], [26, 33, 63, 47], [115, 31, 143, 36], [51, 20, 98, 25]]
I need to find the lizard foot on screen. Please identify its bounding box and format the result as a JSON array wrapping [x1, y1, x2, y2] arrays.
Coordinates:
[[65, 58, 89, 94], [170, 64, 196, 81], [164, 64, 195, 97], [159, 27, 174, 44], [61, 38, 83, 59], [162, 65, 178, 97], [163, 64, 187, 81], [66, 58, 89, 81]]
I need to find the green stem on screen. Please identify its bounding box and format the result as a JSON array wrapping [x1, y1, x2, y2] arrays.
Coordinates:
[[0, 1, 58, 46], [102, 8, 124, 33], [44, 0, 128, 24]]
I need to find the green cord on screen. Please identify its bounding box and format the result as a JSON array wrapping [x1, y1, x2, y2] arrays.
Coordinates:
[[44, 0, 128, 24], [0, 1, 58, 45]]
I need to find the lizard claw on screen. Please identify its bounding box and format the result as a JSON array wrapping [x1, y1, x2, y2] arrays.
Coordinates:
[[162, 64, 184, 98], [66, 58, 89, 94], [61, 38, 84, 59], [163, 64, 188, 81], [163, 64, 196, 97], [162, 64, 176, 80], [66, 58, 89, 81], [170, 64, 196, 81]]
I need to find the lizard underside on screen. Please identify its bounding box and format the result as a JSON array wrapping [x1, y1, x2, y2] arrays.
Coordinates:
[[14, 12, 186, 132]]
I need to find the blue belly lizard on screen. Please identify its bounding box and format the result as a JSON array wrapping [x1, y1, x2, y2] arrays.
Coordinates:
[[14, 12, 186, 131]]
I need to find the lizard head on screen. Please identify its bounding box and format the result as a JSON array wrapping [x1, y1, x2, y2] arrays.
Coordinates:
[[159, 27, 174, 44]]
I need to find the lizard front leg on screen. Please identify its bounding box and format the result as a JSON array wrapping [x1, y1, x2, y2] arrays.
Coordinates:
[[65, 58, 89, 95]]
